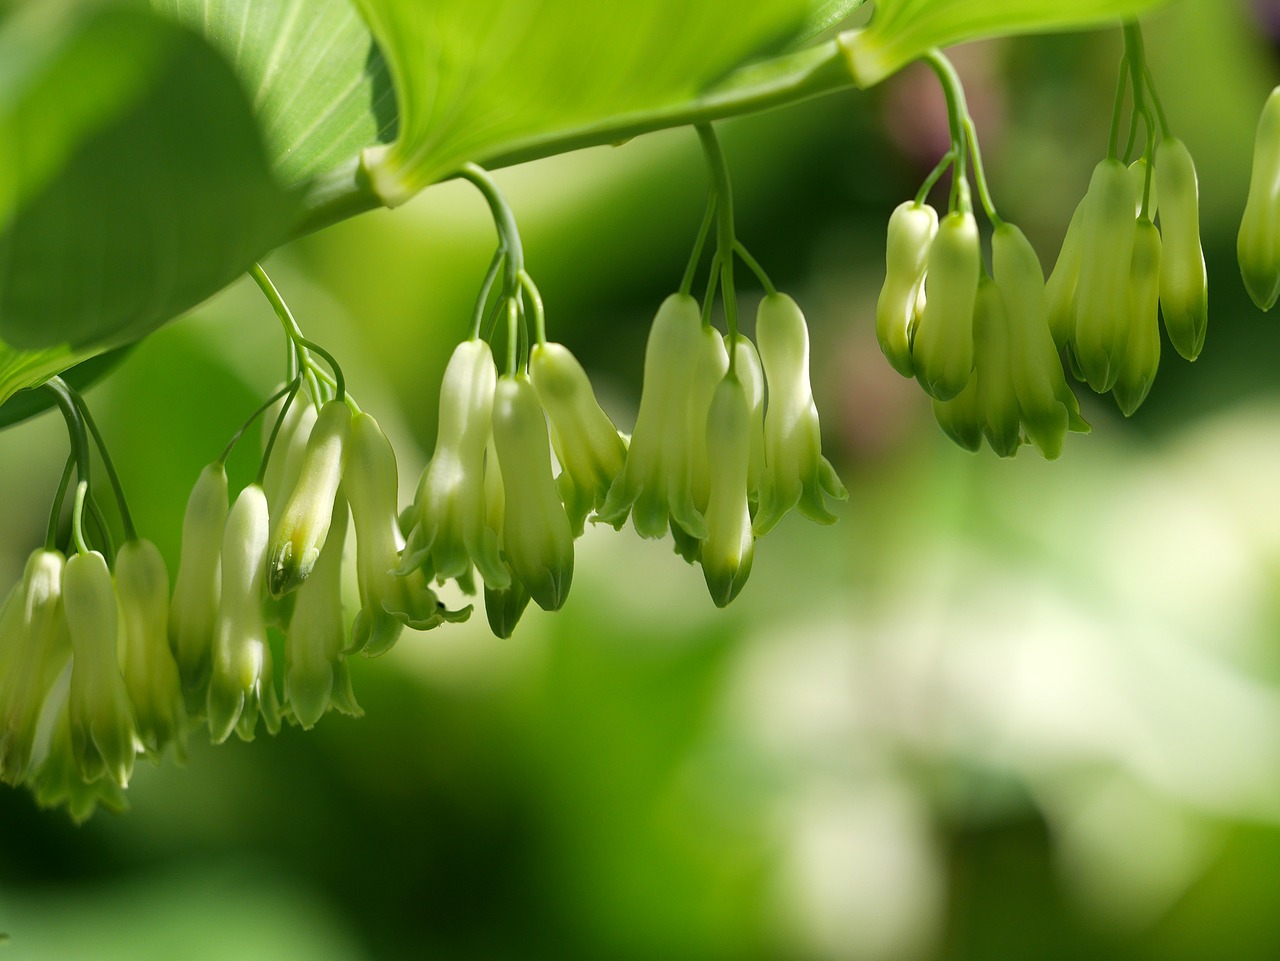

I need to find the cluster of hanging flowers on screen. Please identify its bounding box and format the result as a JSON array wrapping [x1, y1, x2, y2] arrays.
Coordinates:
[[876, 35, 1208, 452], [0, 139, 847, 820]]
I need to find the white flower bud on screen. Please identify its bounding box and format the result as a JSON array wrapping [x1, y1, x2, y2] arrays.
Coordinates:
[[116, 539, 187, 761], [208, 485, 281, 743], [64, 550, 137, 788], [169, 462, 227, 703], [492, 376, 574, 612], [268, 400, 350, 597]]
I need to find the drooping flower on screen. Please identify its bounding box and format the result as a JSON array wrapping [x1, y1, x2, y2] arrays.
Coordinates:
[[753, 293, 848, 535], [30, 684, 128, 823], [1239, 87, 1280, 311], [347, 411, 468, 658], [169, 462, 228, 706], [262, 394, 319, 532], [528, 341, 627, 537], [401, 339, 508, 590], [992, 222, 1088, 458], [725, 332, 766, 504], [285, 492, 360, 729], [0, 550, 71, 785], [1073, 158, 1139, 392], [207, 484, 281, 743], [1113, 218, 1163, 416], [1154, 138, 1207, 361], [598, 293, 707, 539], [268, 399, 351, 598], [912, 209, 980, 400], [479, 437, 530, 639], [115, 538, 187, 761], [64, 550, 137, 788], [492, 375, 574, 612], [876, 200, 938, 376], [700, 374, 754, 607]]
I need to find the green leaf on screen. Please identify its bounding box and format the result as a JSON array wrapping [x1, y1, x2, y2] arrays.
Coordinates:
[[841, 0, 1170, 87], [149, 0, 397, 186], [352, 0, 814, 205], [793, 0, 868, 45], [0, 4, 298, 409]]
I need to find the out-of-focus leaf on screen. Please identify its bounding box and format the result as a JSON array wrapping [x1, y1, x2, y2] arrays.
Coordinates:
[[794, 0, 868, 45], [841, 0, 1171, 87], [352, 0, 813, 205], [0, 4, 298, 407], [0, 347, 131, 430], [149, 0, 397, 186]]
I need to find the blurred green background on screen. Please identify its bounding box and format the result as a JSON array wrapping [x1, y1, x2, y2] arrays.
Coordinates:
[[5, 1, 1280, 959]]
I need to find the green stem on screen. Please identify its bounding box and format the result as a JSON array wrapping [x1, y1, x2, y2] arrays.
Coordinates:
[[1143, 64, 1171, 137], [222, 380, 299, 466], [258, 379, 302, 485], [458, 163, 524, 289], [45, 454, 75, 552], [681, 194, 717, 297], [915, 149, 955, 206], [470, 246, 507, 339], [922, 51, 975, 216], [519, 270, 546, 345], [1107, 51, 1130, 160], [67, 389, 135, 540], [71, 481, 90, 557], [44, 376, 91, 499], [734, 242, 777, 296], [249, 263, 347, 401], [504, 298, 521, 377], [697, 124, 738, 372]]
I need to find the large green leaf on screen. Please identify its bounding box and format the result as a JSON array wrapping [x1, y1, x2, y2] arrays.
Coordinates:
[[353, 0, 815, 205], [0, 4, 298, 408], [841, 0, 1170, 87], [149, 0, 397, 186]]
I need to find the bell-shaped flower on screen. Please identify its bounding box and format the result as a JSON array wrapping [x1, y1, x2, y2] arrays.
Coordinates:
[[169, 462, 227, 707], [115, 538, 187, 762], [672, 328, 730, 563], [753, 293, 848, 536], [1239, 87, 1280, 311], [478, 437, 531, 638], [64, 550, 137, 788], [402, 339, 507, 590], [268, 399, 350, 598], [686, 328, 730, 518], [992, 223, 1088, 460], [931, 379, 983, 452], [725, 333, 766, 504], [262, 394, 319, 532], [1114, 219, 1164, 416], [285, 493, 360, 729], [493, 375, 574, 612], [1073, 158, 1139, 393], [1155, 138, 1208, 361], [0, 550, 71, 785], [207, 484, 281, 743], [599, 293, 706, 540], [973, 277, 1022, 458], [912, 209, 980, 400], [30, 688, 128, 823], [876, 201, 938, 377], [347, 412, 469, 658], [701, 374, 754, 607], [529, 342, 627, 537], [1046, 195, 1087, 351]]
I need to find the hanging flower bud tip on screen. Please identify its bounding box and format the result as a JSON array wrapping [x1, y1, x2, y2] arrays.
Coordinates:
[[912, 210, 980, 402], [492, 376, 575, 613], [1154, 139, 1208, 362], [876, 201, 938, 378], [1239, 90, 1280, 310], [268, 400, 351, 598]]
